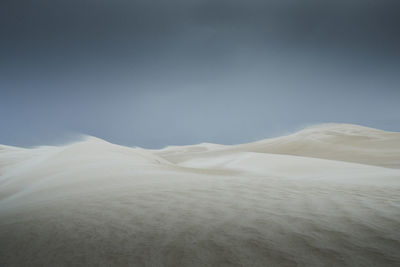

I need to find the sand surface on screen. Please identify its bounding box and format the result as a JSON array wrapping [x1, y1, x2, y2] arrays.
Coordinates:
[[0, 124, 399, 266]]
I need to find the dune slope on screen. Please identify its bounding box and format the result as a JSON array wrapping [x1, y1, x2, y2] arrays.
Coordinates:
[[156, 124, 400, 168], [0, 124, 399, 267]]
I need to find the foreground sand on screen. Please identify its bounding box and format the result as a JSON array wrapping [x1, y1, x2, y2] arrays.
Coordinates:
[[0, 124, 399, 266]]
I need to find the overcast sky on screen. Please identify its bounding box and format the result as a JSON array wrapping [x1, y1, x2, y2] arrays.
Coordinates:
[[1, 0, 400, 148]]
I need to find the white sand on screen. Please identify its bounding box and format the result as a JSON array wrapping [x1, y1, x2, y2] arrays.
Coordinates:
[[0, 123, 399, 266]]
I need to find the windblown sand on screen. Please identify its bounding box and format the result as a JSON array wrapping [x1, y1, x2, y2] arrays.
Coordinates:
[[0, 124, 399, 266]]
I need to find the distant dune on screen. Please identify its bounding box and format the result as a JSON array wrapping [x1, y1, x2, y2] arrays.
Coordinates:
[[0, 124, 399, 266], [156, 123, 400, 168]]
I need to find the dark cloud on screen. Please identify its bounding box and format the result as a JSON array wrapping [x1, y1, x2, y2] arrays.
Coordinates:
[[1, 0, 399, 147]]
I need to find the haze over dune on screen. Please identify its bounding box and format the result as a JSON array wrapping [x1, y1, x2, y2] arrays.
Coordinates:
[[0, 124, 399, 266]]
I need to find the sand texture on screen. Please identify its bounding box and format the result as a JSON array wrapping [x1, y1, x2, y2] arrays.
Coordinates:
[[0, 124, 399, 266]]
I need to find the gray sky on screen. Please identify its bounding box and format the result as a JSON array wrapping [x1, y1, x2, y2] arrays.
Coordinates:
[[1, 0, 400, 148]]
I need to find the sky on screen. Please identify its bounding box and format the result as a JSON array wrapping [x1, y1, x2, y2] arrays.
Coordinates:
[[1, 0, 400, 148]]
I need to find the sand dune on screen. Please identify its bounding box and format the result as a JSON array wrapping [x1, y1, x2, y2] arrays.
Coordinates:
[[0, 124, 399, 266]]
